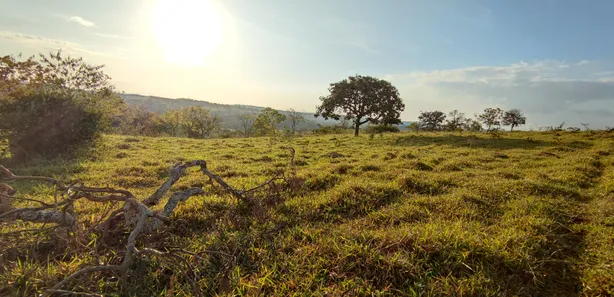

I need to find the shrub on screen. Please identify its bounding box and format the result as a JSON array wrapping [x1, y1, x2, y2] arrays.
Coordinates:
[[1, 88, 121, 162], [313, 125, 347, 135], [364, 124, 400, 134], [0, 51, 123, 162]]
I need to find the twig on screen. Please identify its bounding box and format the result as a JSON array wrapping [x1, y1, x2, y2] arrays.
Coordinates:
[[46, 289, 103, 297], [242, 173, 285, 195], [0, 193, 51, 206], [49, 265, 123, 292]]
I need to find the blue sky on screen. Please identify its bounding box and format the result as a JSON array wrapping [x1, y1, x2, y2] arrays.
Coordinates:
[[2, 0, 614, 128]]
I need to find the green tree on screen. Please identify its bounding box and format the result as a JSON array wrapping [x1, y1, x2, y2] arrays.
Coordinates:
[[115, 105, 163, 136], [417, 111, 446, 131], [502, 109, 526, 131], [180, 106, 220, 138], [254, 108, 286, 136], [463, 118, 484, 132], [315, 75, 405, 136], [238, 113, 256, 137], [445, 110, 466, 131], [162, 109, 183, 137], [287, 108, 304, 134], [0, 51, 123, 162], [476, 107, 504, 131]]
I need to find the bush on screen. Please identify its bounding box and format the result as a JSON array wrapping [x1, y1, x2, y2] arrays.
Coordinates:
[[313, 125, 347, 135], [0, 52, 123, 162], [365, 124, 400, 134], [1, 88, 118, 162]]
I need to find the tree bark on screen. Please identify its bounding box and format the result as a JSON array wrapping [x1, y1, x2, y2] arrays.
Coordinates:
[[354, 122, 360, 137]]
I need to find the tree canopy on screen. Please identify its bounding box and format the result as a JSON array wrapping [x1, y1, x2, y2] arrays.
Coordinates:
[[254, 108, 286, 136], [315, 75, 405, 136], [502, 109, 527, 131], [417, 111, 446, 131], [476, 107, 504, 131]]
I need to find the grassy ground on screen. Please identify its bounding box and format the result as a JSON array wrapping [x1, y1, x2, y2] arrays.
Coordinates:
[[1, 131, 613, 296]]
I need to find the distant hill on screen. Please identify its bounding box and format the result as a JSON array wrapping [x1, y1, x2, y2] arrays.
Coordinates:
[[120, 93, 412, 131]]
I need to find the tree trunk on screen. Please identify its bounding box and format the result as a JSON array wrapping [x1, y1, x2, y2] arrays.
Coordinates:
[[354, 122, 360, 137], [510, 125, 514, 132]]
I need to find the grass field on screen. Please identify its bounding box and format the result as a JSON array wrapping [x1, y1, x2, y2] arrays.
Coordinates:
[[1, 131, 614, 296]]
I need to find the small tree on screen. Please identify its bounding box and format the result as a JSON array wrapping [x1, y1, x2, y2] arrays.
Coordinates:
[[315, 75, 405, 136], [287, 108, 304, 134], [463, 118, 484, 132], [162, 109, 183, 137], [180, 106, 220, 138], [254, 108, 286, 136], [417, 111, 446, 131], [476, 107, 504, 131], [502, 109, 526, 131], [238, 114, 256, 138], [115, 105, 164, 136], [445, 110, 466, 131]]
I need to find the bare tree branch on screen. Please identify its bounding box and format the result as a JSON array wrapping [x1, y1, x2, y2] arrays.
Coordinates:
[[0, 152, 294, 294]]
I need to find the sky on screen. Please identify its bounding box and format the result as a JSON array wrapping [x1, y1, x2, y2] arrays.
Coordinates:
[[1, 0, 614, 129]]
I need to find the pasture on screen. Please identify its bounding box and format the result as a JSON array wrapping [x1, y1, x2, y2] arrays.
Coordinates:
[[1, 131, 613, 296]]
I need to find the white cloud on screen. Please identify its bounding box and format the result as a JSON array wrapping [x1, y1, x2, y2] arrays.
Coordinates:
[[68, 16, 95, 28], [94, 33, 130, 39], [386, 60, 614, 129], [0, 31, 118, 57]]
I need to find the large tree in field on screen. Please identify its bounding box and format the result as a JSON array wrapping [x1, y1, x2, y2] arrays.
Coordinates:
[[180, 106, 220, 138], [315, 75, 405, 136], [502, 109, 526, 131], [254, 108, 286, 136], [476, 107, 504, 131], [417, 111, 446, 131], [445, 110, 466, 131]]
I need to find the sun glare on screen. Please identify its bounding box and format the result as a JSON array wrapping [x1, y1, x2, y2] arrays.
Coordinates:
[[151, 0, 224, 66]]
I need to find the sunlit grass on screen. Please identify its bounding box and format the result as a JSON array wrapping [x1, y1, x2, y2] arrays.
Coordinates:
[[1, 130, 613, 296]]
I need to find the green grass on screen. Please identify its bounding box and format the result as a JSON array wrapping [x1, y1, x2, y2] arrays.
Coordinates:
[[1, 131, 614, 296]]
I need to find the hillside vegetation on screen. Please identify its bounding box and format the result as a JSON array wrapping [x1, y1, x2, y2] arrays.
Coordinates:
[[120, 93, 337, 131], [1, 131, 613, 296]]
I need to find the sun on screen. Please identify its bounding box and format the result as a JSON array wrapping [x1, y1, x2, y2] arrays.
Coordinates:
[[151, 0, 224, 66]]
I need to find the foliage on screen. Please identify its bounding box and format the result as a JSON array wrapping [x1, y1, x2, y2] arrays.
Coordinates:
[[287, 108, 305, 134], [463, 118, 484, 131], [315, 75, 405, 136], [476, 107, 504, 131], [445, 110, 466, 131], [179, 106, 220, 138], [313, 125, 349, 135], [407, 122, 419, 131], [0, 51, 123, 162], [364, 124, 400, 134], [162, 109, 182, 137], [417, 110, 446, 131], [238, 114, 256, 138], [502, 109, 527, 131], [114, 105, 164, 136], [254, 107, 286, 136]]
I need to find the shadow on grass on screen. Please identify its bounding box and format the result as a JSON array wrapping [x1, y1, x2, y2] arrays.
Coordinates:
[[393, 135, 552, 150]]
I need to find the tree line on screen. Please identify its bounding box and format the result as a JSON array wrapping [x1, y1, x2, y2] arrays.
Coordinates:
[[412, 108, 527, 132], [2, 51, 533, 164], [112, 105, 305, 138]]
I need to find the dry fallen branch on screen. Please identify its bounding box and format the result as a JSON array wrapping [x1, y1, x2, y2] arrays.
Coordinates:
[[0, 152, 293, 294]]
